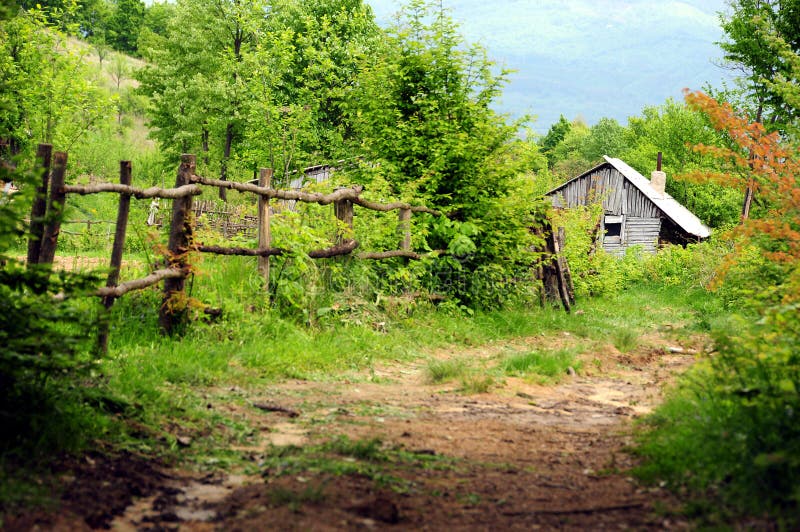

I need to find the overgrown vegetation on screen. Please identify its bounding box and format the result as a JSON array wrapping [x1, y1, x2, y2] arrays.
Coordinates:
[[633, 28, 800, 521], [0, 160, 108, 514], [2, 0, 800, 527]]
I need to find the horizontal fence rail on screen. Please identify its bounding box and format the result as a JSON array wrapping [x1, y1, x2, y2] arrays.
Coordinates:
[[190, 174, 442, 215], [95, 267, 184, 298], [64, 183, 203, 199], [27, 147, 461, 347], [24, 144, 571, 352]]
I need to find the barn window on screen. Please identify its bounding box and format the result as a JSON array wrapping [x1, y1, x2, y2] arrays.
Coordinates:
[[604, 215, 624, 241], [605, 222, 622, 237]]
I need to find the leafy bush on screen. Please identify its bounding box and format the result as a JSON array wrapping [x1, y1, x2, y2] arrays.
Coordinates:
[[636, 296, 800, 523], [551, 203, 627, 297], [635, 90, 800, 524], [0, 163, 104, 460]]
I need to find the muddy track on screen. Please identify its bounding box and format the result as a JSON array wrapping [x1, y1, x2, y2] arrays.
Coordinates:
[[5, 337, 698, 531]]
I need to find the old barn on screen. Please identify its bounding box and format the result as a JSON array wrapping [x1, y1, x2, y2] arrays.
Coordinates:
[[547, 156, 711, 255]]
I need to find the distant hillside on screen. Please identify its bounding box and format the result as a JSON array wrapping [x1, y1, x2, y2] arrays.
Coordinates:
[[366, 0, 733, 132]]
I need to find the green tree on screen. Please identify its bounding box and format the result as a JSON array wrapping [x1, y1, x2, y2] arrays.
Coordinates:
[[142, 1, 175, 38], [137, 0, 267, 198], [240, 0, 380, 180], [539, 114, 571, 167], [0, 6, 112, 159], [621, 99, 741, 227], [139, 0, 380, 190], [106, 0, 145, 55], [579, 117, 626, 163], [0, 2, 103, 461], [548, 118, 590, 179], [348, 0, 544, 306], [718, 0, 800, 129]]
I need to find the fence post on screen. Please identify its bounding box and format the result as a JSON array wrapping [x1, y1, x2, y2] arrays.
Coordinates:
[[398, 207, 411, 251], [38, 151, 68, 266], [158, 154, 195, 335], [257, 167, 272, 291], [26, 143, 52, 266], [97, 160, 132, 354], [333, 190, 354, 245], [556, 226, 575, 305]]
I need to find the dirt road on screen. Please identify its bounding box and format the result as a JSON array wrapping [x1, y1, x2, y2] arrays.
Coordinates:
[[7, 335, 698, 531]]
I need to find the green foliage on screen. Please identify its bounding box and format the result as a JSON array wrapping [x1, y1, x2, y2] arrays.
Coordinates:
[[622, 99, 740, 228], [500, 348, 579, 382], [138, 0, 379, 185], [580, 117, 626, 163], [635, 80, 800, 522], [636, 301, 800, 524], [426, 358, 468, 383], [718, 0, 800, 130], [539, 114, 571, 167], [551, 202, 624, 297], [105, 0, 144, 55], [548, 118, 590, 179], [714, 243, 793, 312], [0, 160, 104, 462], [249, 0, 379, 168], [611, 329, 639, 353], [637, 240, 725, 290], [0, 6, 113, 157], [347, 0, 546, 306]]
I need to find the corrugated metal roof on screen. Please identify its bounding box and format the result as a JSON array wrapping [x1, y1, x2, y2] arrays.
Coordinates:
[[547, 156, 711, 239]]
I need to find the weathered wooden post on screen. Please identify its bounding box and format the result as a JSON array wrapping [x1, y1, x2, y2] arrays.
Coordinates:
[[537, 223, 573, 312], [334, 191, 354, 245], [97, 160, 132, 354], [398, 207, 411, 251], [26, 143, 52, 266], [556, 226, 575, 305], [257, 167, 273, 291], [158, 154, 195, 335], [38, 151, 68, 266]]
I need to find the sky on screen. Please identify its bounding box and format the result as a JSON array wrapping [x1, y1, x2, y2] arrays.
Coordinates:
[[365, 0, 734, 133]]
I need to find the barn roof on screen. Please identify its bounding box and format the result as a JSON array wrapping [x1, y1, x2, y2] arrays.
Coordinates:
[[548, 156, 711, 239]]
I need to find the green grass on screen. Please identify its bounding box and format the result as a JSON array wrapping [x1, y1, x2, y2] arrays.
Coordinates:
[[98, 276, 716, 432], [426, 358, 468, 383], [612, 328, 639, 352], [500, 348, 580, 382], [459, 374, 495, 394], [634, 303, 800, 527], [0, 248, 724, 520], [261, 435, 457, 490]]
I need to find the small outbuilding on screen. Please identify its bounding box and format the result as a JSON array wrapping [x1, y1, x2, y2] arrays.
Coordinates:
[[546, 156, 711, 255]]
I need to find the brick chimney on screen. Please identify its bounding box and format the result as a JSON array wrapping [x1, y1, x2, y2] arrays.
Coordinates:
[[650, 152, 666, 198]]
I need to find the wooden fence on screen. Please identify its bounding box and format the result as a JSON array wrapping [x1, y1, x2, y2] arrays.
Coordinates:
[[25, 145, 451, 349], [25, 144, 574, 352]]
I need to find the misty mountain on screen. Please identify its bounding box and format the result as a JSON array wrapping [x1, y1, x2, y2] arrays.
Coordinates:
[[366, 0, 734, 133]]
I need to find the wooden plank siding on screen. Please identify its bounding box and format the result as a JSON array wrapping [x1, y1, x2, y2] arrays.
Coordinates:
[[550, 167, 663, 255], [601, 217, 661, 256], [551, 168, 660, 217]]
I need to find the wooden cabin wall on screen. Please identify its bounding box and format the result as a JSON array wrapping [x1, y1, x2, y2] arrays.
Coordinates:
[[549, 166, 665, 255], [551, 168, 659, 217], [602, 217, 661, 256], [623, 181, 660, 217]]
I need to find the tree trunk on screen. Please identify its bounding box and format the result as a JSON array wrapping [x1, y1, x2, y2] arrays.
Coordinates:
[[201, 127, 210, 167], [219, 122, 233, 202]]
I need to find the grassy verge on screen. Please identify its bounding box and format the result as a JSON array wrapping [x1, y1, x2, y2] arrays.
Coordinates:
[[0, 261, 721, 519], [634, 303, 800, 527]]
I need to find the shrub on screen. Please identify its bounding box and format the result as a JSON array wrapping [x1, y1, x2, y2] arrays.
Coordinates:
[[0, 163, 104, 460], [636, 279, 800, 523]]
